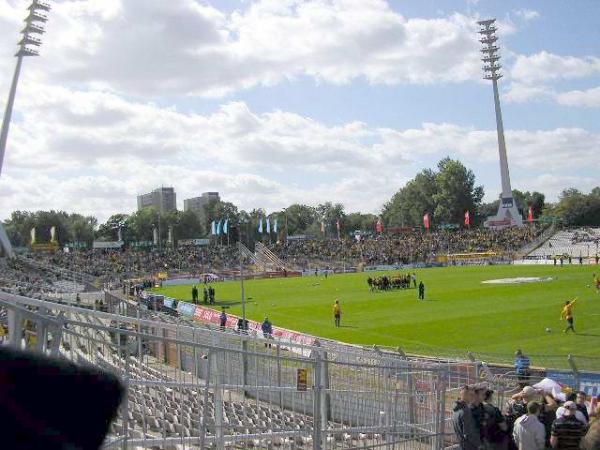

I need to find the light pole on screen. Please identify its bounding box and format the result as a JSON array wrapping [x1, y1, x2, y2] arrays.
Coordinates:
[[237, 222, 247, 328], [478, 19, 523, 229], [0, 1, 51, 258]]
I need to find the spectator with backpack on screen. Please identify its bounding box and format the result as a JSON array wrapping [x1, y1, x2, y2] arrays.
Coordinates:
[[482, 389, 508, 450], [453, 385, 482, 450]]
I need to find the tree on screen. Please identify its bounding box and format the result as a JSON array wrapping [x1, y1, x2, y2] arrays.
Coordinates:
[[433, 158, 484, 224], [477, 200, 499, 224], [202, 200, 239, 233], [511, 190, 545, 218], [283, 204, 317, 236], [3, 210, 97, 246], [66, 213, 97, 244], [125, 208, 157, 242], [344, 212, 378, 234], [382, 158, 483, 228], [311, 202, 345, 238], [4, 211, 35, 247], [97, 214, 129, 240], [175, 210, 204, 240], [382, 169, 437, 227], [552, 188, 600, 226]]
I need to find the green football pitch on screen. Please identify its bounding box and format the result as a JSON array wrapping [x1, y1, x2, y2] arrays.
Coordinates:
[[154, 264, 600, 367]]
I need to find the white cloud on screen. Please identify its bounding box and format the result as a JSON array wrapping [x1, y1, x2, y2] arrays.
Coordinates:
[[556, 86, 600, 108], [511, 51, 600, 84], [0, 1, 598, 221], [504, 82, 553, 103], [506, 51, 600, 107], [0, 84, 598, 221], [0, 0, 484, 98], [514, 9, 540, 22], [515, 174, 598, 197]]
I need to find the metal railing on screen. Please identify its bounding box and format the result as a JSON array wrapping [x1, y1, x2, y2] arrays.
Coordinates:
[[0, 291, 450, 450]]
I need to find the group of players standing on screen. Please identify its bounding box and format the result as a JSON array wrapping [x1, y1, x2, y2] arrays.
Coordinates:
[[367, 273, 426, 299], [191, 284, 216, 304], [367, 273, 417, 291]]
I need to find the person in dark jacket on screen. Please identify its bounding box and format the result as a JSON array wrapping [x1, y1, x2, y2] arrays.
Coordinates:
[[261, 317, 273, 348], [453, 385, 482, 450], [219, 308, 227, 331], [482, 389, 508, 450]]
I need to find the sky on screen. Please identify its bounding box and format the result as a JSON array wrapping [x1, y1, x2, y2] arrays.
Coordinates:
[[0, 0, 599, 223]]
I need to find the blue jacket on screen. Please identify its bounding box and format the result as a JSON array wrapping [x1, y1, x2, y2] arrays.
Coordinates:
[[261, 320, 272, 334]]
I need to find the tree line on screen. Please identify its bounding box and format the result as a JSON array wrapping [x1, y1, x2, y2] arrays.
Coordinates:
[[3, 158, 600, 246]]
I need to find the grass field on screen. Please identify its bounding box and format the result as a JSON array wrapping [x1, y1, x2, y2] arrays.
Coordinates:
[[154, 264, 600, 367]]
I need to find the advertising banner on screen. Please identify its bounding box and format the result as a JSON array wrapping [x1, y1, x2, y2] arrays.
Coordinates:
[[192, 305, 316, 347], [92, 240, 123, 249], [178, 238, 210, 246], [163, 298, 176, 309], [546, 370, 600, 396], [176, 301, 197, 317]]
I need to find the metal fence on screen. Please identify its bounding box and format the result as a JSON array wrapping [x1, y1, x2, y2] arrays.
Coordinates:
[[0, 291, 452, 450]]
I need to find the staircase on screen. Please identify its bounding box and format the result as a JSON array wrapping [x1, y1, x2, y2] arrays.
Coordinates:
[[238, 242, 258, 264], [516, 222, 557, 259], [254, 242, 288, 271]]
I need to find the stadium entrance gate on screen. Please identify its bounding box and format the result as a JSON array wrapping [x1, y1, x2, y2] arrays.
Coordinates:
[[1, 291, 452, 450]]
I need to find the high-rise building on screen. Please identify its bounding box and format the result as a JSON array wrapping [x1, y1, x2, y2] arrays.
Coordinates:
[[137, 187, 177, 214], [184, 192, 220, 221]]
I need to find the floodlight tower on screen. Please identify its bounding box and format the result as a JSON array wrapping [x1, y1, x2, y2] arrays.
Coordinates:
[[478, 19, 523, 228], [0, 1, 51, 258]]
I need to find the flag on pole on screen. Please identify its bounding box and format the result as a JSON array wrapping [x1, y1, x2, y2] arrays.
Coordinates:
[[258, 218, 263, 234], [273, 218, 278, 233], [223, 219, 228, 235], [464, 211, 471, 228], [216, 220, 222, 236], [211, 221, 216, 235], [30, 227, 36, 245], [320, 221, 325, 234], [527, 206, 534, 223], [336, 220, 341, 240], [375, 218, 384, 234], [423, 213, 430, 230], [266, 217, 271, 234], [50, 226, 57, 243]]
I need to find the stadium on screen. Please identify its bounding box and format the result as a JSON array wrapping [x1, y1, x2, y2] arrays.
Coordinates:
[[1, 2, 600, 450]]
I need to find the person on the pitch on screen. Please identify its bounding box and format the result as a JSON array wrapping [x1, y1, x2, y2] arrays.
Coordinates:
[[561, 298, 577, 333], [191, 285, 198, 303], [418, 281, 425, 300], [333, 299, 342, 327]]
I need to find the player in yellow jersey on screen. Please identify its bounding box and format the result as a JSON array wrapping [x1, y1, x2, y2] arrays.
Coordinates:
[[333, 299, 342, 327], [561, 298, 577, 333]]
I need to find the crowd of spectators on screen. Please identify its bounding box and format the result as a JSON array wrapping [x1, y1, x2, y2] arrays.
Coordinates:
[[453, 384, 600, 450], [571, 228, 600, 245], [8, 227, 542, 281], [272, 226, 541, 267], [25, 245, 241, 281], [0, 258, 82, 299]]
